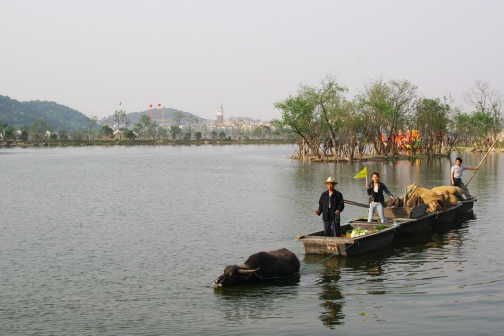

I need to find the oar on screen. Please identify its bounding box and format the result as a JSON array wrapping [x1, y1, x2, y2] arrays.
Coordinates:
[[344, 200, 369, 208], [466, 127, 504, 186], [274, 195, 313, 211]]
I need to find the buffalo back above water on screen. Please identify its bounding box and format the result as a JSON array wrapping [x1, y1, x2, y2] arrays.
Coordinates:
[[213, 248, 300, 287]]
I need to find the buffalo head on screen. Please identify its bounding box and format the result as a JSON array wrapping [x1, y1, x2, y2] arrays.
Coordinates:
[[213, 265, 260, 287]]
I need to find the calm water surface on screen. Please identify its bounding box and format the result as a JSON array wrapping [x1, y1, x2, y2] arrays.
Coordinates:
[[1, 145, 503, 335]]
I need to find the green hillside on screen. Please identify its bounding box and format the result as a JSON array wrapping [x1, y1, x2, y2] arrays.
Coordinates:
[[0, 95, 89, 131], [0, 95, 209, 132]]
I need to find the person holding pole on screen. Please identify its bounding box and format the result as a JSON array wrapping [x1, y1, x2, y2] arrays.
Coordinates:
[[450, 157, 476, 199], [314, 177, 344, 237]]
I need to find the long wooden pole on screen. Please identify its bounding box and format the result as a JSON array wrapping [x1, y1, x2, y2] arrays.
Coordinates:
[[466, 127, 504, 186]]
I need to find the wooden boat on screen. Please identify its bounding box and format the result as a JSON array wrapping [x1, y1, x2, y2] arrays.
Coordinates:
[[431, 198, 476, 226], [383, 198, 476, 234], [383, 204, 434, 236], [297, 198, 476, 256], [384, 204, 429, 219], [430, 203, 462, 223], [389, 212, 436, 236], [457, 198, 476, 214], [296, 222, 396, 257], [347, 213, 434, 238]]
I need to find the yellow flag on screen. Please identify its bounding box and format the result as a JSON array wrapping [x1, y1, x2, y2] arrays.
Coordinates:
[[354, 167, 367, 179]]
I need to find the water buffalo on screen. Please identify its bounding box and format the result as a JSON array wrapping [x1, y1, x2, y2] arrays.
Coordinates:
[[213, 248, 300, 287]]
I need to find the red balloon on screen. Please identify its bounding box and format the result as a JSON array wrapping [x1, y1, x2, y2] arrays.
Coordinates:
[[158, 104, 161, 107], [149, 104, 153, 108]]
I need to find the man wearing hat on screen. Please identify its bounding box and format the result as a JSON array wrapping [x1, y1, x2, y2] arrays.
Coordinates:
[[314, 177, 345, 237]]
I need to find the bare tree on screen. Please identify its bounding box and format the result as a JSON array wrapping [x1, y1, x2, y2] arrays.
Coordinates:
[[113, 109, 127, 131], [173, 111, 185, 126], [86, 116, 98, 140], [464, 81, 503, 141]]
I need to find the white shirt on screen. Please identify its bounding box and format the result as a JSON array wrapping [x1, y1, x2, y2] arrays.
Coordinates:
[[451, 165, 466, 178]]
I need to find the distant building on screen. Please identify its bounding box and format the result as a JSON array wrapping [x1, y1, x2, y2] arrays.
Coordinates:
[[217, 103, 223, 124]]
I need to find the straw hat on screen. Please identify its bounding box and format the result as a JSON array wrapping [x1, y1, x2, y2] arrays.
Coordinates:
[[325, 177, 338, 185]]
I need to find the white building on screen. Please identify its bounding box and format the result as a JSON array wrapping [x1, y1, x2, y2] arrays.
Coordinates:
[[217, 103, 223, 124]]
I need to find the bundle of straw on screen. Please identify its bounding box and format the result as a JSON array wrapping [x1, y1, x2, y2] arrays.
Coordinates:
[[403, 183, 450, 212]]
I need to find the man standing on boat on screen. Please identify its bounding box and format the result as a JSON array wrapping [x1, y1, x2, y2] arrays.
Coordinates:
[[314, 177, 344, 237], [451, 157, 476, 199]]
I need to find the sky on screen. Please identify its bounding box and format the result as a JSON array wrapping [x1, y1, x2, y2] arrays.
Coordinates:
[[1, 0, 502, 121]]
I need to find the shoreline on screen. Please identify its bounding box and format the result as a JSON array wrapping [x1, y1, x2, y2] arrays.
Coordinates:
[[0, 138, 293, 148], [2, 140, 503, 162], [299, 147, 504, 163]]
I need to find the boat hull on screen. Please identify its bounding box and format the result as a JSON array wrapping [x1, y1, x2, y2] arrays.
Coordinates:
[[386, 199, 476, 235], [393, 213, 435, 236], [457, 198, 476, 214], [432, 198, 476, 226], [296, 223, 396, 257]]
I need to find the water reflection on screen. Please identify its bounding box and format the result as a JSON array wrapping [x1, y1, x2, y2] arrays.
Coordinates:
[[303, 252, 394, 328], [429, 211, 475, 251], [431, 210, 475, 234], [306, 255, 345, 328], [301, 210, 477, 329], [318, 273, 344, 328], [304, 252, 391, 276], [212, 277, 300, 323]]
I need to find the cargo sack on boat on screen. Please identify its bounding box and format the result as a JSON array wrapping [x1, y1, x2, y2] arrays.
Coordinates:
[[448, 194, 459, 203], [430, 186, 464, 204], [431, 186, 464, 198]]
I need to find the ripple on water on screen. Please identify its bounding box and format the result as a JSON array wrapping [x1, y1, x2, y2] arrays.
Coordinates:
[[1, 147, 504, 335]]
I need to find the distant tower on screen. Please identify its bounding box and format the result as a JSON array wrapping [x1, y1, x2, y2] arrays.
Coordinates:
[[217, 103, 223, 124]]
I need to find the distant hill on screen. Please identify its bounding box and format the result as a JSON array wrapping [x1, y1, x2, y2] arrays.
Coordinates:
[[0, 95, 89, 131], [0, 95, 211, 131]]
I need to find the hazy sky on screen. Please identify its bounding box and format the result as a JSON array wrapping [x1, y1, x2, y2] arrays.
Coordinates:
[[1, 0, 502, 121]]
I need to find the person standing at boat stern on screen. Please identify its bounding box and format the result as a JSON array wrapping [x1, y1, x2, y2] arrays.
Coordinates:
[[366, 172, 394, 223], [314, 177, 344, 237], [450, 157, 476, 199]]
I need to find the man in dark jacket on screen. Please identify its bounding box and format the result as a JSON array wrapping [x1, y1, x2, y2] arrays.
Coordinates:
[[314, 177, 345, 237]]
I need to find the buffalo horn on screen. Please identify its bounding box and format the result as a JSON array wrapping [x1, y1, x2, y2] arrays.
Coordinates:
[[237, 267, 260, 274]]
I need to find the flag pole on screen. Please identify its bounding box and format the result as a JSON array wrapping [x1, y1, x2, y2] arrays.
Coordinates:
[[354, 167, 368, 185]]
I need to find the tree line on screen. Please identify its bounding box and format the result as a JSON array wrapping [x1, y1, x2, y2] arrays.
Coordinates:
[[273, 76, 503, 160], [0, 108, 276, 142], [0, 94, 286, 142]]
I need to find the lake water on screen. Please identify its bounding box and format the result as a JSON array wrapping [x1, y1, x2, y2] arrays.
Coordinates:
[[1, 144, 503, 335]]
